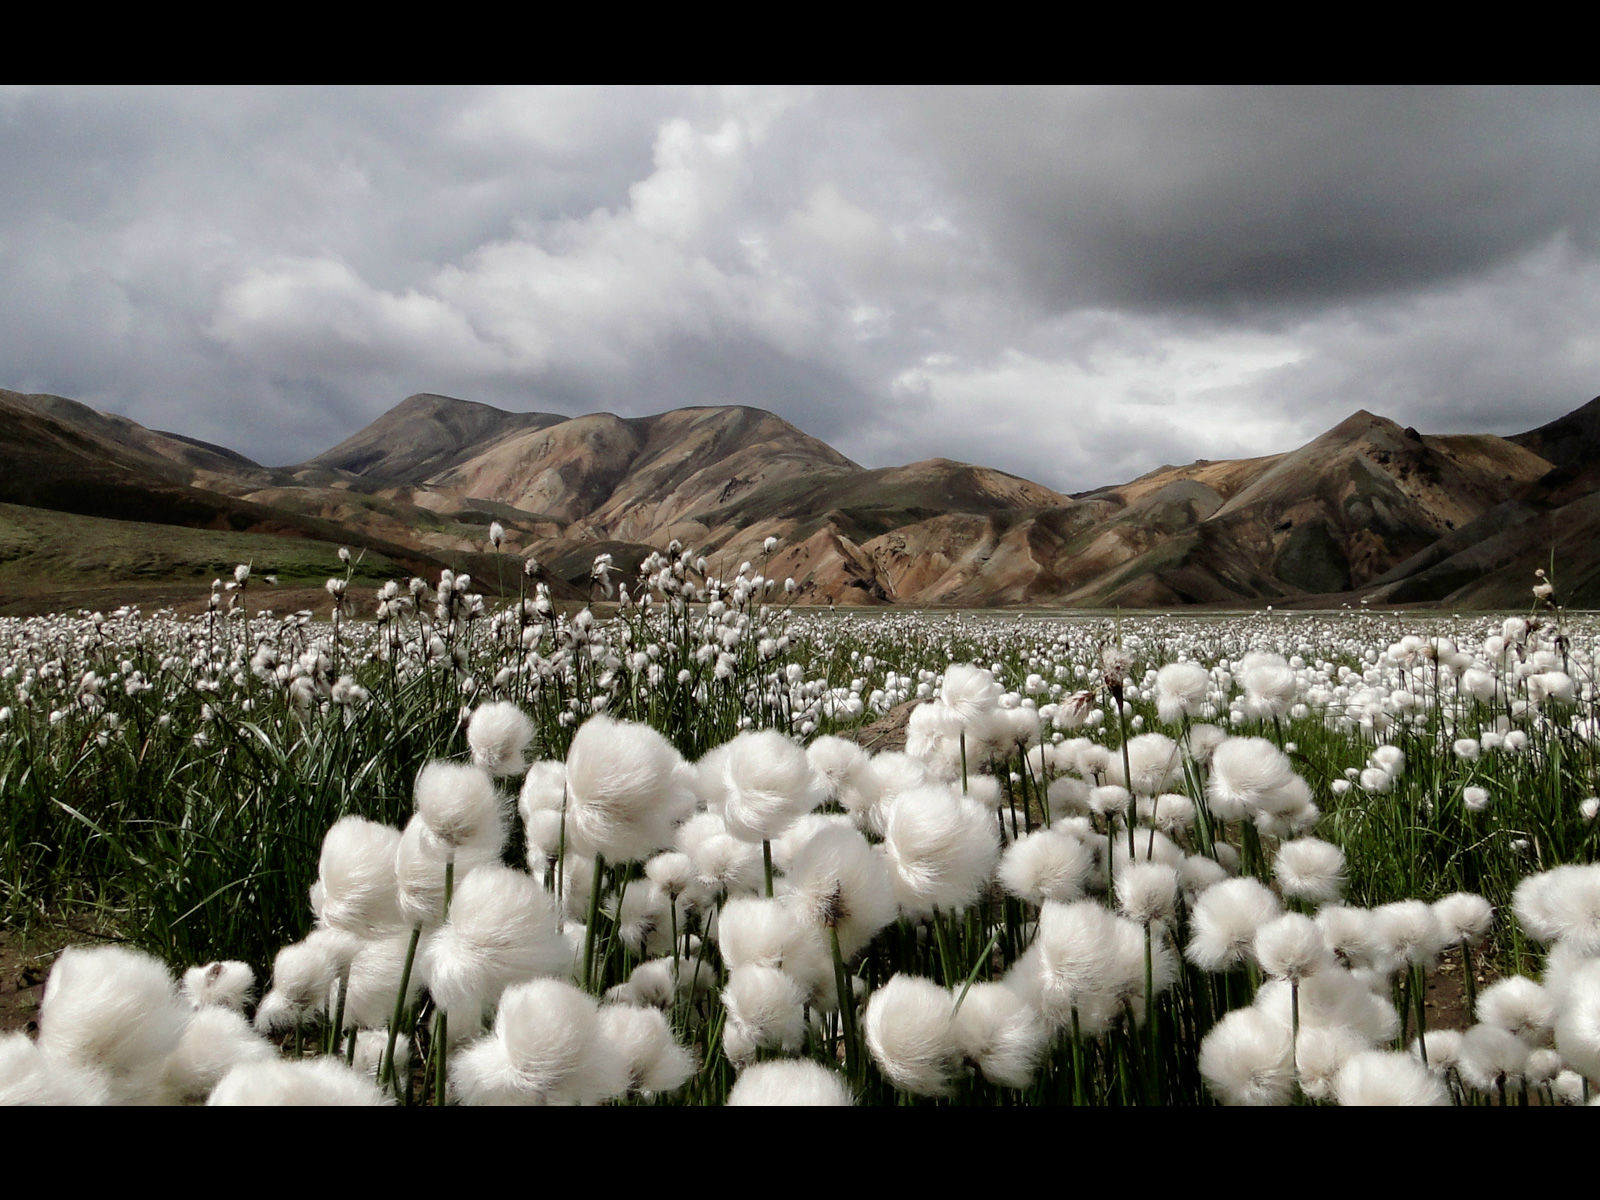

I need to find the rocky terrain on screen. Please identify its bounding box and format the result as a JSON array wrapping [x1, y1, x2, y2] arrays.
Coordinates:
[[4, 385, 1599, 613]]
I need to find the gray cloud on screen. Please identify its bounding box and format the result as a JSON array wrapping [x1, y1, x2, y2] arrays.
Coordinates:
[[4, 85, 1600, 492]]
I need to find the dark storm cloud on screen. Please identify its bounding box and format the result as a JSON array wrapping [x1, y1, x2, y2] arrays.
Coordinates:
[[880, 86, 1600, 315], [5, 85, 1600, 492]]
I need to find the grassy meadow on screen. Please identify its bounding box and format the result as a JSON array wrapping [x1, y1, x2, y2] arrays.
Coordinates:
[[4, 539, 1600, 1105]]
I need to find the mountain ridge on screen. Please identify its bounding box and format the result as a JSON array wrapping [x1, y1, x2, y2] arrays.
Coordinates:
[[6, 386, 1600, 612]]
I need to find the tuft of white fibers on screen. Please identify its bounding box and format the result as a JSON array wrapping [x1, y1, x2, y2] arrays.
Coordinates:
[[0, 1032, 107, 1105], [1115, 861, 1180, 928], [565, 714, 693, 863], [1186, 877, 1281, 972], [939, 663, 1003, 730], [808, 733, 888, 818], [1411, 1029, 1464, 1074], [1112, 828, 1185, 873], [1046, 774, 1092, 820], [208, 1057, 393, 1106], [1199, 1006, 1294, 1105], [949, 981, 1048, 1090], [1552, 959, 1600, 1082], [1088, 784, 1132, 821], [1476, 975, 1555, 1046], [1113, 733, 1181, 796], [467, 700, 535, 777], [1178, 853, 1231, 904], [644, 850, 696, 908], [396, 812, 506, 931], [517, 760, 567, 844], [1454, 1023, 1529, 1095], [315, 816, 405, 938], [1254, 913, 1332, 983], [623, 955, 716, 1009], [1462, 785, 1491, 812], [1512, 863, 1600, 954], [1294, 1024, 1367, 1102], [1207, 737, 1302, 822], [964, 773, 1003, 813], [1139, 792, 1195, 834], [419, 865, 569, 1026], [690, 830, 764, 901], [256, 930, 356, 1033], [159, 1004, 276, 1104], [1155, 661, 1210, 725], [1273, 838, 1347, 906], [880, 783, 1001, 920], [1240, 651, 1297, 720], [998, 829, 1094, 906], [1036, 900, 1176, 1032], [452, 977, 628, 1106], [722, 965, 809, 1065], [782, 822, 898, 958], [1256, 967, 1398, 1044], [720, 728, 828, 844], [595, 1003, 696, 1097], [862, 973, 961, 1097], [1373, 899, 1449, 971], [413, 760, 504, 851], [353, 1029, 408, 1081], [1316, 904, 1383, 971], [1369, 744, 1405, 777], [38, 945, 191, 1101], [716, 895, 834, 1006], [180, 960, 256, 1012], [726, 1059, 854, 1106], [1335, 1050, 1450, 1106], [341, 932, 426, 1032]]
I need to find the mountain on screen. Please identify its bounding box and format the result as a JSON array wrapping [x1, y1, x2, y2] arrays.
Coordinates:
[[7, 385, 1600, 612]]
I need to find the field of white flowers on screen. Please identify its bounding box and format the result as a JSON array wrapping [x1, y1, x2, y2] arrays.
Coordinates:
[[4, 540, 1599, 1105]]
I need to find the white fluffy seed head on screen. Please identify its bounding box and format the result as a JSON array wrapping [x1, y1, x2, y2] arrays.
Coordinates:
[[316, 816, 405, 938], [721, 965, 808, 1065], [1186, 876, 1282, 972], [467, 700, 535, 777], [38, 945, 191, 1099], [565, 715, 692, 863], [208, 1057, 393, 1105], [1207, 737, 1302, 821], [1335, 1049, 1450, 1106], [596, 1003, 695, 1096], [180, 960, 256, 1012], [720, 728, 827, 844], [881, 784, 1001, 920], [862, 973, 960, 1097], [1199, 1006, 1294, 1106], [1254, 912, 1332, 982], [420, 865, 568, 1023], [1155, 661, 1210, 724], [1273, 838, 1347, 906], [950, 981, 1048, 1090], [782, 822, 898, 958], [998, 829, 1094, 906], [726, 1059, 854, 1106], [413, 760, 504, 851]]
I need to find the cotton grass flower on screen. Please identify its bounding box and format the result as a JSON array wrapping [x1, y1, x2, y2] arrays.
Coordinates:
[[998, 828, 1094, 906], [451, 978, 627, 1105], [1199, 1006, 1294, 1105], [1155, 660, 1210, 724], [880, 783, 1001, 920], [209, 1057, 393, 1105], [1273, 838, 1347, 906], [596, 1003, 695, 1097], [949, 981, 1048, 1089], [37, 945, 191, 1104], [1186, 877, 1281, 972], [314, 816, 405, 938], [726, 1059, 854, 1105], [1335, 1050, 1450, 1105], [565, 714, 692, 863], [466, 700, 535, 777], [180, 960, 256, 1012], [721, 965, 808, 1065], [720, 728, 827, 844], [862, 973, 961, 1097]]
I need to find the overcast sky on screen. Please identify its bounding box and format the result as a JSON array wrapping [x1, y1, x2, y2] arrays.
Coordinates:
[[5, 85, 1600, 492]]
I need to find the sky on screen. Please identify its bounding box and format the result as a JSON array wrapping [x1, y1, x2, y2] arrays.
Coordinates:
[[5, 84, 1600, 493]]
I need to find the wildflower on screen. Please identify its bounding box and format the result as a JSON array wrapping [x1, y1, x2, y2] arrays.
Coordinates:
[[1274, 838, 1347, 906], [565, 715, 693, 863], [1335, 1050, 1450, 1106], [1199, 1007, 1294, 1105], [862, 973, 961, 1097], [466, 700, 535, 777], [726, 1059, 854, 1105]]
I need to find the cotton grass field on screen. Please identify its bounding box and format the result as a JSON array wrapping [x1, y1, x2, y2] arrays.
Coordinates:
[[5, 540, 1600, 1105]]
